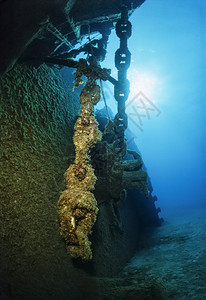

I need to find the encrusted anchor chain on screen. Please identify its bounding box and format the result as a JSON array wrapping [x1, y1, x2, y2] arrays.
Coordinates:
[[114, 6, 132, 146], [58, 63, 102, 261]]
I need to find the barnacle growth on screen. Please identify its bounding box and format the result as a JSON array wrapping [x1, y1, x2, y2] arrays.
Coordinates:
[[58, 75, 102, 260]]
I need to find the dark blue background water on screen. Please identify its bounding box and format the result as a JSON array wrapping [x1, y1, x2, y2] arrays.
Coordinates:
[[99, 0, 206, 213]]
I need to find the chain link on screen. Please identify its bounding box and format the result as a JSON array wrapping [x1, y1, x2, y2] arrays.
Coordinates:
[[114, 6, 132, 144]]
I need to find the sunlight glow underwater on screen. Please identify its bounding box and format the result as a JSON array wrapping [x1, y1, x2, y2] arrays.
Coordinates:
[[128, 68, 162, 101]]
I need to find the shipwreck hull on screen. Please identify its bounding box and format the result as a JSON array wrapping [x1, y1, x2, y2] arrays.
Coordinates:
[[0, 64, 162, 299], [0, 0, 164, 298]]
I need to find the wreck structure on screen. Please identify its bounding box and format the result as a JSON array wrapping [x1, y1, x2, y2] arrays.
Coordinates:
[[0, 0, 164, 299]]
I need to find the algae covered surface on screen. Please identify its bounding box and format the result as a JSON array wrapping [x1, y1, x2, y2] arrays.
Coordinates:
[[0, 64, 83, 299]]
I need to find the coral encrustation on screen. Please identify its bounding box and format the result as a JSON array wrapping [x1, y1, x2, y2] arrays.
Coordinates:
[[58, 78, 102, 260]]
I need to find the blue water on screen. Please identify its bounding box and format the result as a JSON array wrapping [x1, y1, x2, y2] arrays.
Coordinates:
[[100, 0, 206, 213]]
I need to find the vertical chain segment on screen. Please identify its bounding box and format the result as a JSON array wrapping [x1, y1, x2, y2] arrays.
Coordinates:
[[114, 6, 132, 144]]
